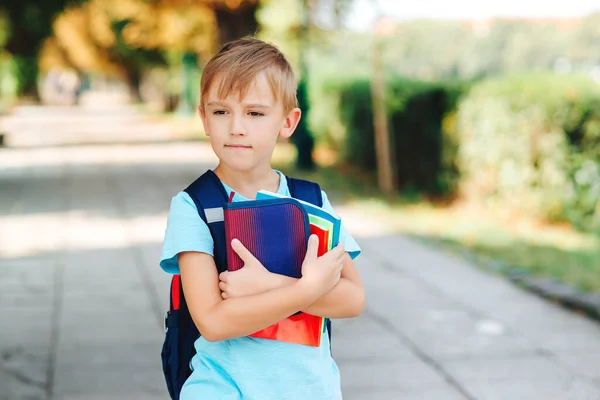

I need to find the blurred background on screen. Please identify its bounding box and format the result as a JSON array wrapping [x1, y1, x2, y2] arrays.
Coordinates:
[[2, 0, 600, 399]]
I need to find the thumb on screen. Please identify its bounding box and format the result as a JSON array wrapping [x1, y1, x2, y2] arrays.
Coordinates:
[[305, 234, 319, 261], [231, 238, 258, 264]]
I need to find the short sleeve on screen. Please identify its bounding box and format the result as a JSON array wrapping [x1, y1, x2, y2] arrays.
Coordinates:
[[160, 192, 215, 274], [320, 190, 362, 260]]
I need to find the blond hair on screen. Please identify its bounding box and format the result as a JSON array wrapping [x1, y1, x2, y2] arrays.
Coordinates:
[[200, 37, 298, 112]]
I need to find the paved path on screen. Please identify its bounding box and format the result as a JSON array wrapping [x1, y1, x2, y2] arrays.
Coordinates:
[[2, 106, 600, 400]]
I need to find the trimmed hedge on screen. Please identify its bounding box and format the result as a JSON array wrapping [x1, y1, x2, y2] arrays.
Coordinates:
[[455, 73, 600, 230], [310, 71, 599, 231], [321, 77, 465, 196]]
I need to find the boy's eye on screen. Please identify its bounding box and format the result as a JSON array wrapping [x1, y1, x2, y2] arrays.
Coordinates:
[[248, 111, 264, 117], [213, 110, 227, 115]]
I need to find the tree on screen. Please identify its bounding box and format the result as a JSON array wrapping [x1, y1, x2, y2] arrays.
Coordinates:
[[151, 0, 259, 113], [214, 1, 260, 46], [150, 0, 259, 47], [1, 0, 85, 97], [257, 0, 355, 170], [569, 12, 600, 67], [5, 0, 259, 99]]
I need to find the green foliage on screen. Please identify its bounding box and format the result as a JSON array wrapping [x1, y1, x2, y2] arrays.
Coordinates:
[[12, 55, 39, 95], [0, 10, 9, 49], [257, 0, 357, 170], [111, 18, 167, 68], [1, 0, 85, 95], [456, 73, 600, 231], [316, 74, 467, 197], [257, 0, 357, 78], [303, 31, 371, 147], [0, 53, 19, 107], [569, 12, 600, 64], [370, 16, 596, 81], [256, 0, 302, 71]]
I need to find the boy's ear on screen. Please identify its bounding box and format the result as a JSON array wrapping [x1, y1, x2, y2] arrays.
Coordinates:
[[279, 107, 302, 139], [198, 105, 209, 136]]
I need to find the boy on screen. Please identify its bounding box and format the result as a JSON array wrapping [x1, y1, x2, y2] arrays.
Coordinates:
[[160, 36, 365, 399]]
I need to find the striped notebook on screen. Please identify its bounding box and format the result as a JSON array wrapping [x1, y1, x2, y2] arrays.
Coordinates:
[[224, 198, 325, 347]]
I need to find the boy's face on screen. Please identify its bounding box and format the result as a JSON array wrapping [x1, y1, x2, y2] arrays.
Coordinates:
[[199, 72, 301, 174]]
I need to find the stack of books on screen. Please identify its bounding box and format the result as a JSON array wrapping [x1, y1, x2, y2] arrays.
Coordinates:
[[223, 190, 341, 347]]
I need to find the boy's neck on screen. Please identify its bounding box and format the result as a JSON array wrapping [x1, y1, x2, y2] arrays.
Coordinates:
[[213, 165, 280, 199]]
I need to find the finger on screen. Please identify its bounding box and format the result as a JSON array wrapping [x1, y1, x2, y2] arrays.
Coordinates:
[[321, 242, 345, 260], [331, 247, 346, 263], [231, 238, 258, 263], [219, 271, 228, 283], [332, 242, 345, 256], [221, 291, 228, 299], [335, 250, 346, 266], [332, 244, 346, 260], [321, 245, 345, 264], [305, 234, 319, 260], [219, 281, 227, 291]]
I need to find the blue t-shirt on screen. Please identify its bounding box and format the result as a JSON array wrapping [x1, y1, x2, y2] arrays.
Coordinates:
[[160, 170, 361, 400]]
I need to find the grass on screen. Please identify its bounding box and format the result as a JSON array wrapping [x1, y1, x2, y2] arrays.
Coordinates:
[[273, 142, 600, 293]]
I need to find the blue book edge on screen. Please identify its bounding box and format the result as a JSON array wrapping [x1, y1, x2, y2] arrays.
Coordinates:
[[256, 190, 341, 247]]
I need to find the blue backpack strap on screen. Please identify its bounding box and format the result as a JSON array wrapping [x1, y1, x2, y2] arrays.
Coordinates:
[[286, 176, 323, 208], [285, 177, 333, 352], [184, 170, 230, 273]]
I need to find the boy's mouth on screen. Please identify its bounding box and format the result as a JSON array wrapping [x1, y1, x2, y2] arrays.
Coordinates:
[[225, 144, 252, 149]]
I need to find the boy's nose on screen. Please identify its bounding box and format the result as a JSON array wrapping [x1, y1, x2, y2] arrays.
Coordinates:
[[229, 115, 247, 136]]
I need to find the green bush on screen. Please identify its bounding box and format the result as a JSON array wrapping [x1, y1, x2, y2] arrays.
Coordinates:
[[318, 76, 466, 196], [0, 53, 19, 108], [455, 73, 600, 231]]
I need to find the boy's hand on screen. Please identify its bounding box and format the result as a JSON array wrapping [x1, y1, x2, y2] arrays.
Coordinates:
[[299, 235, 345, 300], [219, 239, 272, 299]]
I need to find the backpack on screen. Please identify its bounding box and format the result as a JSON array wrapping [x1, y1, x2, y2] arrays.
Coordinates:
[[160, 169, 332, 400]]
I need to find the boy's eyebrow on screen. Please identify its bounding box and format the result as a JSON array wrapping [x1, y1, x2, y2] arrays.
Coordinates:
[[243, 103, 272, 109], [206, 101, 271, 108], [207, 101, 228, 107]]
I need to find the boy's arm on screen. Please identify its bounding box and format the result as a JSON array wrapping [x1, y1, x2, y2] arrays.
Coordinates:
[[260, 254, 365, 318], [179, 236, 342, 342], [273, 253, 364, 318], [179, 251, 315, 342], [220, 252, 365, 319]]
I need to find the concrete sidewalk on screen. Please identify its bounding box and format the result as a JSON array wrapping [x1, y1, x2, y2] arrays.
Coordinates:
[[2, 106, 600, 400]]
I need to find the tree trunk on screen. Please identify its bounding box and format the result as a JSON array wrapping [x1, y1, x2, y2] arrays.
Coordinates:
[[371, 38, 395, 193], [293, 79, 315, 170], [13, 55, 40, 100], [176, 52, 198, 115], [123, 66, 142, 104], [7, 30, 41, 100], [292, 0, 315, 171], [214, 2, 259, 45]]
